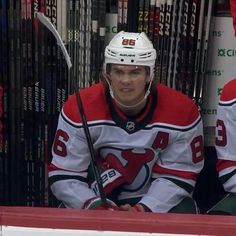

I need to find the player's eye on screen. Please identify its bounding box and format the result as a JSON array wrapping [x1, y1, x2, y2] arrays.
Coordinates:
[[112, 69, 124, 77], [129, 70, 142, 77]]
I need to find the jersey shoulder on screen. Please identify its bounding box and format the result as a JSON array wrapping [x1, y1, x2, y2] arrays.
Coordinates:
[[62, 83, 110, 123], [153, 84, 200, 126], [220, 78, 236, 102], [230, 0, 236, 35]]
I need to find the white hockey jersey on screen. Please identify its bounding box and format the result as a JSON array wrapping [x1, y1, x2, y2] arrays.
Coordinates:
[[215, 78, 236, 193], [49, 82, 204, 212]]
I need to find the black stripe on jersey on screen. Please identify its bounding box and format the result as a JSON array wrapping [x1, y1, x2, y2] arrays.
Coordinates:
[[61, 111, 117, 129], [145, 116, 202, 132], [61, 111, 92, 129], [61, 111, 83, 128], [49, 175, 87, 185], [61, 106, 201, 132], [162, 177, 194, 193], [219, 100, 236, 107], [219, 169, 236, 185]]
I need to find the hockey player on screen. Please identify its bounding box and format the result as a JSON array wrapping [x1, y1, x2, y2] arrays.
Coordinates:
[[207, 1, 236, 215], [230, 0, 236, 34], [49, 31, 204, 213], [208, 79, 236, 215]]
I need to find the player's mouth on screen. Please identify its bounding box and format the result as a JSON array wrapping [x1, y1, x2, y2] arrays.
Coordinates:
[[120, 88, 133, 93]]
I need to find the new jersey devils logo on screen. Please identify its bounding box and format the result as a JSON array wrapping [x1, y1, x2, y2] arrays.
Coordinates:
[[98, 147, 156, 192]]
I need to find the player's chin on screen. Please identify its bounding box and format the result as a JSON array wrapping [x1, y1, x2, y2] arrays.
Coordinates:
[[116, 93, 137, 105], [121, 99, 137, 106], [117, 94, 132, 102]]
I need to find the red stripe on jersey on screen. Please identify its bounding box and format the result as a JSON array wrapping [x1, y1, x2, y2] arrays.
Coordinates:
[[62, 94, 81, 123], [63, 83, 111, 123], [48, 163, 59, 171], [62, 82, 200, 127], [216, 159, 236, 172], [220, 78, 236, 102], [230, 0, 236, 35], [153, 164, 197, 181], [153, 84, 200, 127]]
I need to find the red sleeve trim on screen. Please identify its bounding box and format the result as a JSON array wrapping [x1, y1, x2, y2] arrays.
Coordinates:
[[48, 163, 60, 172], [216, 159, 236, 172], [153, 164, 197, 181]]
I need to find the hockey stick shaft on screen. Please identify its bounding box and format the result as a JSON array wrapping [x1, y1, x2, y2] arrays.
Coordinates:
[[192, 0, 205, 104], [198, 0, 214, 107], [36, 12, 108, 207]]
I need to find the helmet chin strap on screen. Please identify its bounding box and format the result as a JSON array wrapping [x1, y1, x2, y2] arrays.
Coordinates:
[[104, 74, 152, 109]]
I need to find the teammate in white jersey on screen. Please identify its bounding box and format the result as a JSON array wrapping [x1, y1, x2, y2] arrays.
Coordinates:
[[49, 31, 204, 213], [208, 79, 236, 215], [207, 3, 236, 215]]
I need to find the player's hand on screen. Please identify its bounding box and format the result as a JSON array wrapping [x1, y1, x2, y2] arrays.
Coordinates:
[[120, 204, 146, 212], [83, 197, 121, 211]]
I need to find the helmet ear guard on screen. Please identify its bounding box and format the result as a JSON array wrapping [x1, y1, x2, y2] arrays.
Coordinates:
[[103, 31, 156, 80]]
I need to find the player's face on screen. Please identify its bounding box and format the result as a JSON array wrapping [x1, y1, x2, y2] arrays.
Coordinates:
[[109, 64, 149, 106]]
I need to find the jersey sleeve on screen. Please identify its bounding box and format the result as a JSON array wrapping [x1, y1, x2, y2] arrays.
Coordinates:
[[48, 105, 96, 208], [230, 0, 236, 35], [139, 110, 204, 212], [215, 95, 236, 193]]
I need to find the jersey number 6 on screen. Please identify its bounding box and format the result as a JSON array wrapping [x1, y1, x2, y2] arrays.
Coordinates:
[[53, 129, 69, 157]]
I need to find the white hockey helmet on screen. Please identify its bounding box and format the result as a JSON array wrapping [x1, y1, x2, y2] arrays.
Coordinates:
[[104, 31, 156, 80]]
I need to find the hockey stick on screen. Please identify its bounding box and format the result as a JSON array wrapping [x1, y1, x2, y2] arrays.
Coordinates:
[[192, 0, 205, 106], [36, 12, 108, 207], [148, 0, 156, 40], [161, 0, 174, 86], [198, 0, 214, 110], [117, 0, 124, 31]]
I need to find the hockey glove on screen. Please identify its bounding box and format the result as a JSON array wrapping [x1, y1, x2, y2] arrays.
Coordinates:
[[83, 197, 121, 211], [120, 203, 151, 212]]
